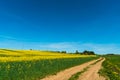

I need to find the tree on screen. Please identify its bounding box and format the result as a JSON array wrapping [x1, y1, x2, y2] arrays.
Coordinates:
[[82, 50, 95, 55], [83, 50, 88, 55], [75, 50, 79, 54], [88, 51, 95, 55], [61, 51, 67, 53]]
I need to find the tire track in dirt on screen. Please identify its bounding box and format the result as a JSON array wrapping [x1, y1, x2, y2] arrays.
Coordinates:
[[41, 58, 102, 80], [78, 58, 105, 80]]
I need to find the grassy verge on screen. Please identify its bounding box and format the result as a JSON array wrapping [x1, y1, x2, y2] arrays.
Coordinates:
[[0, 57, 98, 80], [99, 55, 120, 80]]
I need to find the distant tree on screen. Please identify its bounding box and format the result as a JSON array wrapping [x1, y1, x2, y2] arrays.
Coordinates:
[[106, 53, 115, 55], [61, 51, 67, 53], [75, 50, 79, 54], [87, 51, 94, 55], [82, 50, 95, 55], [83, 50, 88, 55], [54, 51, 61, 53]]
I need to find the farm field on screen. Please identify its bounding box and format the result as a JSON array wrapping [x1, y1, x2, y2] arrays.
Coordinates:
[[0, 49, 97, 80], [0, 0, 120, 80], [100, 55, 120, 80]]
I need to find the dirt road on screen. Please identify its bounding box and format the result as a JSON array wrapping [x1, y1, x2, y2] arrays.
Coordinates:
[[78, 58, 105, 80], [41, 58, 104, 80]]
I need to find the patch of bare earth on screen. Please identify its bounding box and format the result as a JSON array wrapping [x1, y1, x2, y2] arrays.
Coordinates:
[[78, 58, 106, 80], [41, 58, 102, 80]]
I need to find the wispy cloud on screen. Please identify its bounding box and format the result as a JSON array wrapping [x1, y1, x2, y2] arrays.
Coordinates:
[[0, 40, 120, 54], [38, 42, 120, 54], [0, 35, 17, 40]]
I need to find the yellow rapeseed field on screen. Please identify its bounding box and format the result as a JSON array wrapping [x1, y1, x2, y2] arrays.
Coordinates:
[[0, 49, 95, 62]]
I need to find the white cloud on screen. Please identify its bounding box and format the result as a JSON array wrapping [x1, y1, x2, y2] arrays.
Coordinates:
[[0, 35, 17, 40], [33, 42, 120, 54], [0, 40, 120, 54], [79, 43, 120, 54]]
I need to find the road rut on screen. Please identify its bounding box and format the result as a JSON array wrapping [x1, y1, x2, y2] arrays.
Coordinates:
[[78, 58, 105, 80], [41, 58, 102, 80]]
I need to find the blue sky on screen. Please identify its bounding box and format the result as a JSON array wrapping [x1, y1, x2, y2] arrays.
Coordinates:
[[0, 0, 120, 54]]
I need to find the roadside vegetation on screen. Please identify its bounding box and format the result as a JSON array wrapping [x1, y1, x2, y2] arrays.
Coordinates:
[[99, 55, 120, 80]]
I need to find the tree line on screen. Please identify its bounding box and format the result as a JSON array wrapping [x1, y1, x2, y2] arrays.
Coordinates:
[[75, 50, 95, 55], [51, 50, 95, 55]]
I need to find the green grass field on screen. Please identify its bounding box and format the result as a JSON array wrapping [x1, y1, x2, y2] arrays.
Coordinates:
[[100, 55, 120, 80]]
